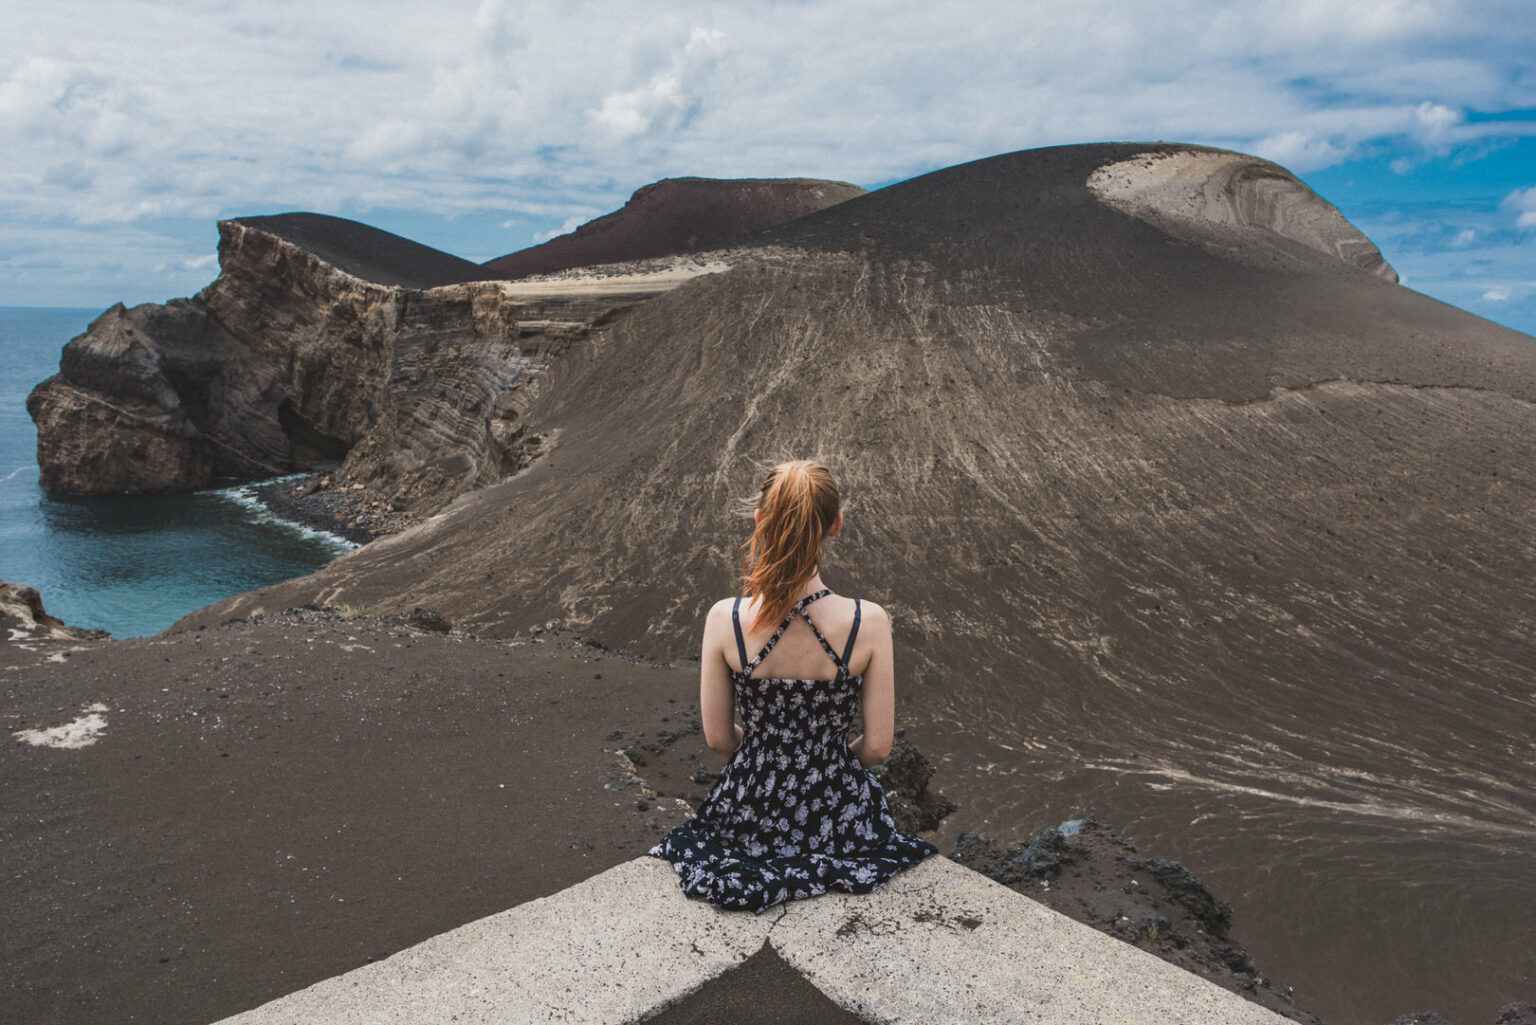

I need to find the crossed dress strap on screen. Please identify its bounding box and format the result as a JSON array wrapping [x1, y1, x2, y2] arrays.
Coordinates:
[[737, 590, 835, 676], [731, 597, 750, 671], [734, 590, 863, 678], [797, 597, 860, 677], [794, 602, 852, 677]]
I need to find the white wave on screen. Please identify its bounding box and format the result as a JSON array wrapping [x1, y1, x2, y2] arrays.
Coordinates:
[[208, 475, 358, 553], [2, 465, 26, 481]]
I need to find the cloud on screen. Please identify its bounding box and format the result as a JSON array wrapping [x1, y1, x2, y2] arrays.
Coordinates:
[[1503, 187, 1536, 228], [588, 26, 723, 141], [7, 2, 1536, 211], [1482, 287, 1510, 302], [531, 214, 591, 244], [3, 0, 1536, 317], [1251, 131, 1351, 173], [1413, 101, 1462, 144]]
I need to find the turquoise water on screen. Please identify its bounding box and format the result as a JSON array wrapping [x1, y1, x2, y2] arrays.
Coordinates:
[[0, 306, 351, 637]]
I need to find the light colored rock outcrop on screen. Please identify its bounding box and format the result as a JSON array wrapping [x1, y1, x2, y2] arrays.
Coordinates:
[[1, 581, 104, 644], [1087, 148, 1398, 281]]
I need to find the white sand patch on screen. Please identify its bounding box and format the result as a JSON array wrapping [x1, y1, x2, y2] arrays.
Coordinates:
[[494, 259, 731, 299], [14, 702, 109, 749]]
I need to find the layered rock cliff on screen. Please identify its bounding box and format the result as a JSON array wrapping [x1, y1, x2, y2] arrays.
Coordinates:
[[26, 216, 648, 513], [29, 182, 863, 514]]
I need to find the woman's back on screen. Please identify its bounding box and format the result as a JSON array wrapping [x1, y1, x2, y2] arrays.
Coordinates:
[[730, 591, 870, 681], [648, 459, 934, 913], [728, 590, 867, 744]]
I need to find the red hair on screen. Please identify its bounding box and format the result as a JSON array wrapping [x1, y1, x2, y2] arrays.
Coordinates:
[[739, 460, 841, 632]]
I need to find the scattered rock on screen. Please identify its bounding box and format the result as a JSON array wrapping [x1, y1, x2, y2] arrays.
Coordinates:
[[402, 608, 452, 634], [869, 733, 957, 834], [951, 818, 1321, 1024], [255, 475, 415, 543]]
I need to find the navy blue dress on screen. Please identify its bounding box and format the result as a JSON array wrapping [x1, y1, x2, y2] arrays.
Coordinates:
[[649, 589, 937, 913]]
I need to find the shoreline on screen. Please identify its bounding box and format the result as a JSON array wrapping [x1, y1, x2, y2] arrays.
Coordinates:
[[240, 473, 415, 547]]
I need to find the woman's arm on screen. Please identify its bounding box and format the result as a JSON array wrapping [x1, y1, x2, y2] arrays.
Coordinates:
[[848, 602, 894, 768], [699, 600, 744, 757]]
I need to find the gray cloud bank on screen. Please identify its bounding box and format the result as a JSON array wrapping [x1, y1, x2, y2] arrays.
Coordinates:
[[2, 0, 1534, 319]]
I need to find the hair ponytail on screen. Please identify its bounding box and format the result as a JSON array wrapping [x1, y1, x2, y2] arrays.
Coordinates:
[[739, 460, 841, 632]]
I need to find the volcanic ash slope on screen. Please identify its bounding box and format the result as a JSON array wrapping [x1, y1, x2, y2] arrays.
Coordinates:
[[190, 143, 1535, 1024], [482, 175, 867, 278]]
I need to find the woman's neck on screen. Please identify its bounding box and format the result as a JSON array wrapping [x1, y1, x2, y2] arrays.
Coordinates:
[[797, 572, 828, 598]]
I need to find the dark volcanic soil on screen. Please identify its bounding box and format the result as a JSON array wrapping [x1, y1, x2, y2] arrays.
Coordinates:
[[182, 143, 1536, 1024], [952, 819, 1323, 1023], [23, 143, 1536, 1023], [229, 213, 497, 288], [5, 609, 1338, 1025], [483, 177, 865, 278], [1, 615, 707, 1025]]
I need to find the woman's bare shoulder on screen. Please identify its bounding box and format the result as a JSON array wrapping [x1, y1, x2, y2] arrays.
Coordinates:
[[852, 597, 890, 625], [704, 596, 742, 628]]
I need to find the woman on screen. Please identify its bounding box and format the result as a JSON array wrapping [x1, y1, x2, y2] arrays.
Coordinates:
[[648, 460, 937, 913]]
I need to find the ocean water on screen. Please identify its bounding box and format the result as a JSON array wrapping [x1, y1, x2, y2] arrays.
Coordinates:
[[0, 306, 351, 637]]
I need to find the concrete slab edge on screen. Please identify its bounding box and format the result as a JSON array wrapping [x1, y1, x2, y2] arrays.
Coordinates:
[[211, 856, 1293, 1025]]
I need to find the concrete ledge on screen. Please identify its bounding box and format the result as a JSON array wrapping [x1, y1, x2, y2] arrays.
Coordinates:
[[213, 856, 1290, 1025], [773, 857, 1286, 1024]]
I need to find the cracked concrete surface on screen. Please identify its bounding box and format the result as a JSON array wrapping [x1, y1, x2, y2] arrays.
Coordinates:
[[213, 857, 1288, 1025]]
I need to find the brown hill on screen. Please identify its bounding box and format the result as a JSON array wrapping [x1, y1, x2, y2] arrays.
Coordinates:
[[482, 177, 866, 277], [179, 143, 1536, 1023], [231, 212, 497, 288]]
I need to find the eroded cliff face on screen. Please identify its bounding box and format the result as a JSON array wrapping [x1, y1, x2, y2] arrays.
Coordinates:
[[26, 220, 583, 513]]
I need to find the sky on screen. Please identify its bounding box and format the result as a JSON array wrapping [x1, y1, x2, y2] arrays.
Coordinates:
[[2, 0, 1534, 336]]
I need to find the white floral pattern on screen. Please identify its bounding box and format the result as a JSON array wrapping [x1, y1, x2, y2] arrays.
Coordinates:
[[649, 591, 937, 913]]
